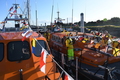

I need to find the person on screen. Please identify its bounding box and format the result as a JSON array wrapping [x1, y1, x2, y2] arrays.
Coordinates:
[[100, 31, 112, 47], [94, 31, 101, 42], [112, 41, 120, 56], [65, 33, 74, 62], [43, 30, 51, 42]]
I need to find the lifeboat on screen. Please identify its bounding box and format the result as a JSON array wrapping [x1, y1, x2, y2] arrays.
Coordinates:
[[0, 3, 62, 80], [49, 31, 120, 80]]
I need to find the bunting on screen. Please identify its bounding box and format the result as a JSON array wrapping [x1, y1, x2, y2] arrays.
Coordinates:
[[22, 32, 32, 41], [9, 6, 13, 11], [22, 28, 32, 37], [0, 21, 5, 24], [32, 39, 36, 54], [21, 28, 32, 41], [13, 10, 17, 13], [10, 10, 17, 17], [40, 48, 48, 73], [20, 26, 28, 30]]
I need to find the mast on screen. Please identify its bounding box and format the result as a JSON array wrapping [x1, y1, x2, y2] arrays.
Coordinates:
[[27, 0, 30, 26], [57, 11, 60, 22], [72, 0, 73, 24], [36, 10, 37, 27], [51, 0, 54, 27]]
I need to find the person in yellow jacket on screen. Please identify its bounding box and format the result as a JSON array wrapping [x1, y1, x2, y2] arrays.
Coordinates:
[[43, 30, 50, 42], [112, 41, 120, 57], [65, 34, 74, 61]]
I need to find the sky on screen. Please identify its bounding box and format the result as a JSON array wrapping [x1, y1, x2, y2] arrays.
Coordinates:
[[0, 0, 120, 26]]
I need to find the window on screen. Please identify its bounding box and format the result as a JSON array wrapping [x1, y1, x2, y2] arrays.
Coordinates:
[[7, 41, 30, 61], [0, 43, 4, 61], [32, 40, 49, 57]]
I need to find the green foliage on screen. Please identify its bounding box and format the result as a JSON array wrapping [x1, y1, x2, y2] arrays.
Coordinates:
[[85, 17, 120, 26], [103, 18, 107, 21]]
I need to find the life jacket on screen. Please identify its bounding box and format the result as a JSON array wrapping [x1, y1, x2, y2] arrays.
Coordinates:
[[82, 38, 89, 43], [66, 38, 74, 49], [112, 41, 119, 48], [113, 48, 120, 57], [68, 38, 73, 45]]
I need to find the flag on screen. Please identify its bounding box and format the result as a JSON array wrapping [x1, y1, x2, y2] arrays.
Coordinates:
[[9, 6, 13, 11], [17, 6, 20, 9], [32, 39, 36, 54], [22, 32, 32, 41], [21, 21, 28, 26], [40, 48, 48, 73], [0, 21, 5, 24], [10, 13, 13, 17], [64, 73, 74, 80], [22, 28, 32, 37], [20, 26, 28, 30], [13, 10, 16, 13]]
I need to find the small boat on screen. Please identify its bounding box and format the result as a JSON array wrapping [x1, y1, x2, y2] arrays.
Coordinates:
[[0, 3, 62, 80]]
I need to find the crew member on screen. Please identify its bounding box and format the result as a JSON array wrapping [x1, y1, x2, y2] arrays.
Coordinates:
[[101, 31, 112, 46], [43, 30, 51, 42], [65, 33, 74, 61], [112, 41, 120, 56]]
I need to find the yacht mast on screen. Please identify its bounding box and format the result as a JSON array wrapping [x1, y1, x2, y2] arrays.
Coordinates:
[[72, 0, 73, 24], [27, 0, 30, 26], [51, 0, 54, 26], [36, 10, 37, 27]]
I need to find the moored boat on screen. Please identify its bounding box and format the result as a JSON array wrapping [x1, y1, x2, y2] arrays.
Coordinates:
[[0, 2, 63, 80], [49, 30, 120, 80]]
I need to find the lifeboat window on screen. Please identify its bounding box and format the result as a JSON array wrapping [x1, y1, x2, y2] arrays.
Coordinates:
[[53, 36, 55, 40], [58, 37, 59, 42], [32, 40, 49, 57], [52, 35, 54, 40], [56, 37, 58, 42], [54, 36, 56, 41], [59, 38, 61, 43], [7, 41, 30, 61], [0, 43, 4, 61]]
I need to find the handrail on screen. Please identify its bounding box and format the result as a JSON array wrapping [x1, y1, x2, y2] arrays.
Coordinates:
[[85, 47, 113, 57]]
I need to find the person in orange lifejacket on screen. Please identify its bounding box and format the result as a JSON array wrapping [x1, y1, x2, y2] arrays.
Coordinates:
[[65, 33, 74, 61]]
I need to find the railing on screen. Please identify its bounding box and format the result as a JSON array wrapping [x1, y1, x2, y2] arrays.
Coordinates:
[[51, 48, 118, 80]]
